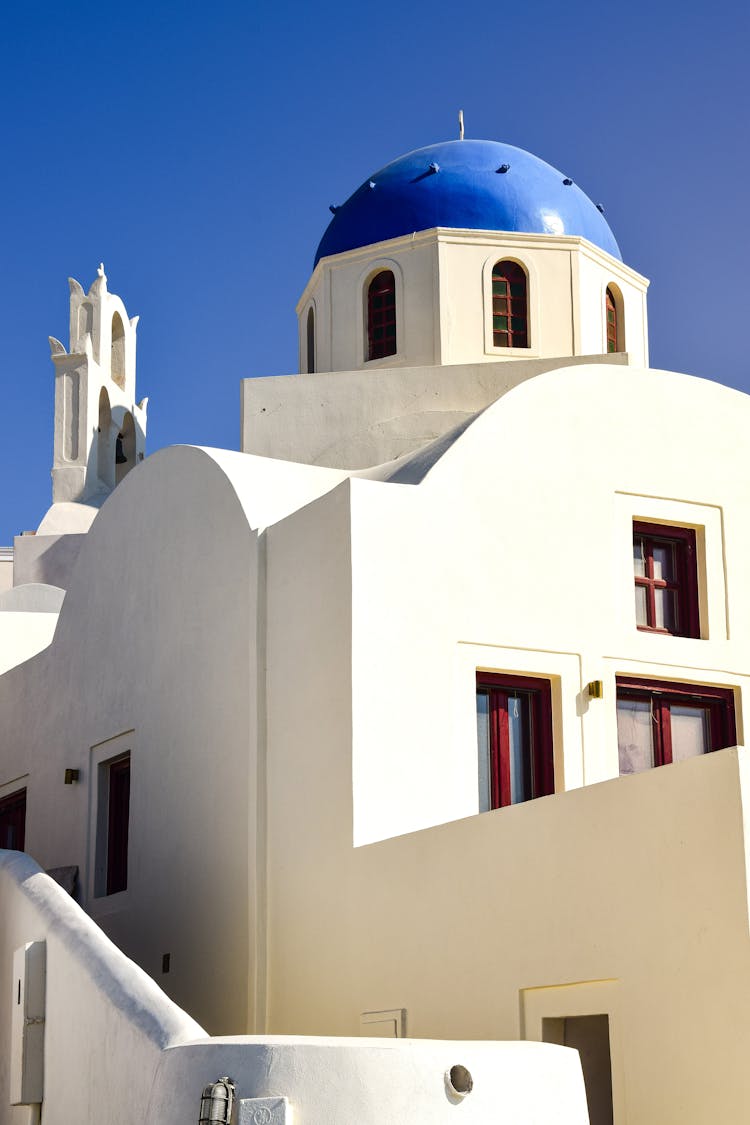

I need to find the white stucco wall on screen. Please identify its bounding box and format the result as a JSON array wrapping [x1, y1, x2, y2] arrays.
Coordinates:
[[241, 352, 629, 470], [0, 448, 262, 1034], [0, 612, 58, 676]]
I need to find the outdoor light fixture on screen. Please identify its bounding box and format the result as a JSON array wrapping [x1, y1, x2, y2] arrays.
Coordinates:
[[199, 1077, 235, 1124], [586, 680, 604, 700], [63, 769, 79, 785]]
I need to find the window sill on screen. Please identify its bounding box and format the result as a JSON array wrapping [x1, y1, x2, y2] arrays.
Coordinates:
[[484, 345, 539, 359], [636, 625, 702, 640]]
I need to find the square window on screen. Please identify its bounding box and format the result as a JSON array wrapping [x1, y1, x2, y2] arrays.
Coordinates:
[[616, 677, 736, 775], [633, 521, 699, 637], [476, 673, 554, 810], [94, 753, 131, 896]]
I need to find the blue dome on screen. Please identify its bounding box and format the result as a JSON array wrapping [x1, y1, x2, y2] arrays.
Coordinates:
[[314, 139, 621, 265]]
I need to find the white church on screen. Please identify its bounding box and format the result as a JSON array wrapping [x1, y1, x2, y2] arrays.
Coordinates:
[[1, 133, 748, 1125]]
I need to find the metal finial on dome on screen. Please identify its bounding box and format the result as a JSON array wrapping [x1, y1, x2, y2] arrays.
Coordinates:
[[458, 109, 464, 141]]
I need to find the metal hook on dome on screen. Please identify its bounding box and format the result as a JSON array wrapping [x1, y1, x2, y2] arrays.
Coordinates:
[[428, 162, 440, 174], [329, 204, 340, 214], [562, 178, 573, 186], [496, 163, 510, 174], [596, 203, 605, 213]]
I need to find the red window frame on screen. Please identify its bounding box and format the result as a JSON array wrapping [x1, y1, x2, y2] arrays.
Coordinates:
[[106, 756, 131, 895], [491, 261, 528, 349], [0, 788, 26, 850], [367, 270, 397, 360], [606, 287, 618, 352], [633, 521, 699, 638], [476, 673, 554, 808], [616, 676, 736, 770]]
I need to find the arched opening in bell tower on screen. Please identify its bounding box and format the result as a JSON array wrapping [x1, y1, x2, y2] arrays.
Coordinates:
[[111, 312, 126, 388], [97, 387, 114, 489], [115, 411, 136, 486]]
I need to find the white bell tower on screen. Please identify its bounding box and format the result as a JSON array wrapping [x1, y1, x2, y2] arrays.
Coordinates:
[[48, 264, 148, 506]]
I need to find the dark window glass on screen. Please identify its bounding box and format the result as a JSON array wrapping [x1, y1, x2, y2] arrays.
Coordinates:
[[106, 758, 130, 894], [492, 262, 528, 348], [633, 522, 699, 638], [367, 271, 397, 360], [0, 789, 26, 850], [476, 674, 554, 809], [306, 307, 315, 374]]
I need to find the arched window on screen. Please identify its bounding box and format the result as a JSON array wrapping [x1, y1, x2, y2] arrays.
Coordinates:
[[306, 307, 315, 374], [606, 287, 618, 352], [492, 261, 528, 348], [367, 270, 397, 360]]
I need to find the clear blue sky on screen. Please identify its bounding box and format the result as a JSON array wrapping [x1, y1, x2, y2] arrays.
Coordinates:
[[0, 0, 748, 542]]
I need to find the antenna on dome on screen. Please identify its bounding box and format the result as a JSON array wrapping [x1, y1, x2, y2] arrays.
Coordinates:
[[458, 109, 465, 140]]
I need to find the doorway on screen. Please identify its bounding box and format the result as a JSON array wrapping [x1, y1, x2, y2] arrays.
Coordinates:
[[544, 1014, 613, 1125]]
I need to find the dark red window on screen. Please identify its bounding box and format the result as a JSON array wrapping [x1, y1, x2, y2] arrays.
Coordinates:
[[0, 788, 26, 850], [616, 677, 736, 775], [633, 521, 699, 637], [306, 306, 315, 374], [106, 757, 130, 895], [606, 287, 618, 352], [367, 270, 397, 360], [492, 261, 528, 348], [476, 673, 554, 809]]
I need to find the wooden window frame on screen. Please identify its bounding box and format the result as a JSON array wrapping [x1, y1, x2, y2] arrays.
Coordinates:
[[616, 676, 736, 769], [0, 788, 26, 851], [633, 521, 699, 638], [491, 261, 529, 349], [606, 287, 618, 353], [366, 270, 397, 361], [476, 672, 554, 808]]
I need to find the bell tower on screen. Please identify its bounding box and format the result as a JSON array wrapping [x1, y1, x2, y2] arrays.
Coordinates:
[[48, 264, 148, 505]]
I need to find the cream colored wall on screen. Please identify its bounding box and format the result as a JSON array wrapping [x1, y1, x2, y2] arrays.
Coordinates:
[[264, 480, 354, 1030], [297, 229, 648, 373], [343, 365, 750, 843], [300, 235, 439, 372], [576, 248, 649, 365], [259, 363, 750, 1123], [264, 747, 750, 1125]]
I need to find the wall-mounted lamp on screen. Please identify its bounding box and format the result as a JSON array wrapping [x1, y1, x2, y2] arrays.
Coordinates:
[[63, 769, 80, 785], [586, 680, 604, 700], [199, 1077, 235, 1125]]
